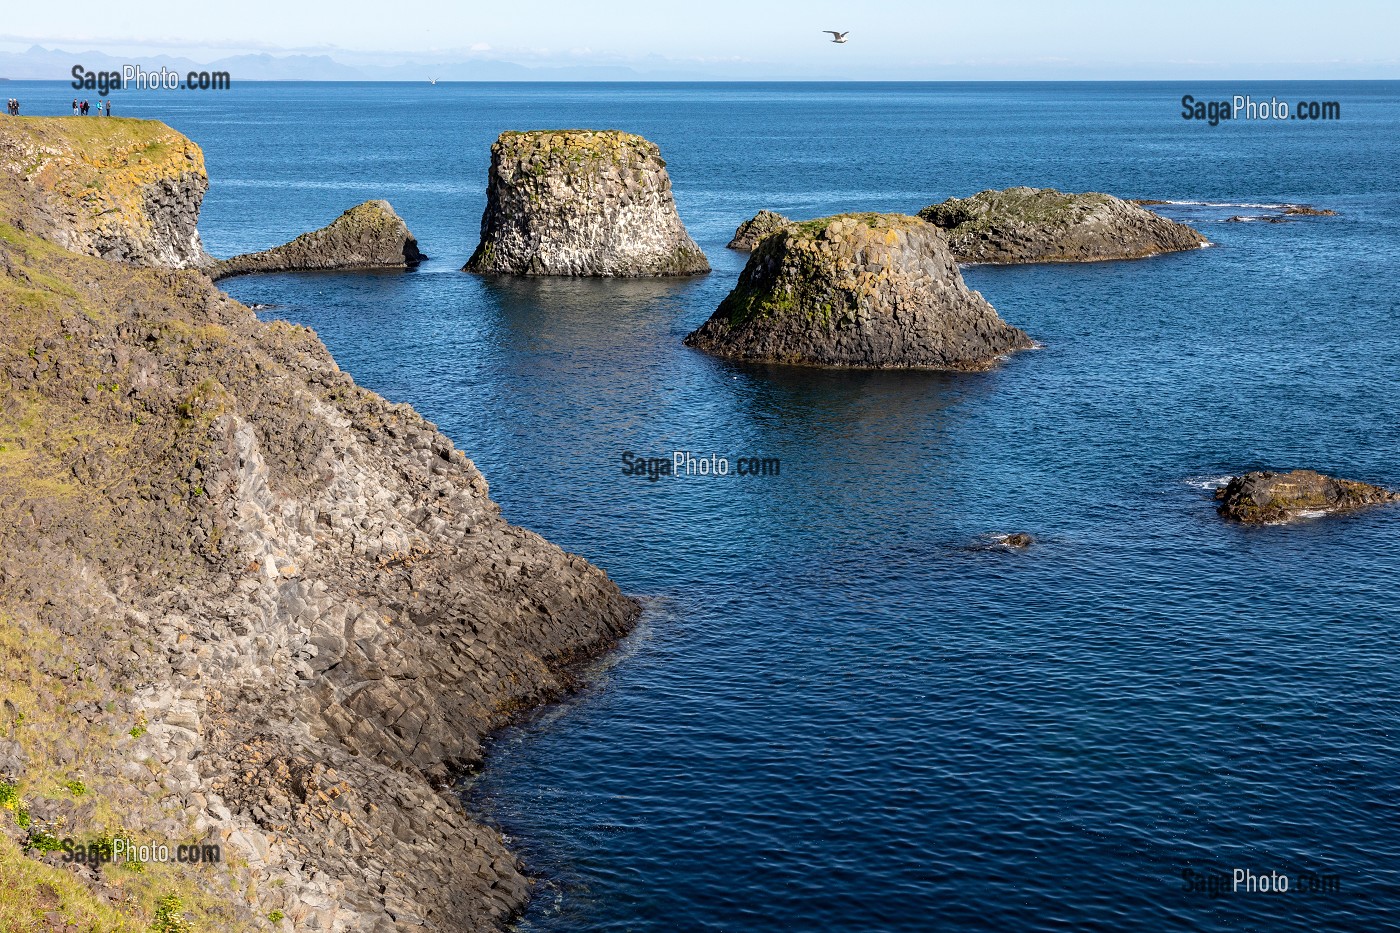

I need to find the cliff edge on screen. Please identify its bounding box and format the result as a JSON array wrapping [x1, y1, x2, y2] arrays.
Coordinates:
[[0, 117, 211, 269], [0, 120, 638, 932]]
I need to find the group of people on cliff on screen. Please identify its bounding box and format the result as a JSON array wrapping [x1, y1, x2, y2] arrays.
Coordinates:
[[4, 99, 18, 116], [71, 98, 110, 116]]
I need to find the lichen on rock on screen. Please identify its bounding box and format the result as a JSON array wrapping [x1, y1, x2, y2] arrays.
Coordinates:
[[212, 200, 425, 279], [1215, 470, 1397, 524], [685, 212, 1033, 369], [464, 129, 709, 276], [917, 186, 1207, 264], [727, 210, 790, 251], [0, 117, 211, 269]]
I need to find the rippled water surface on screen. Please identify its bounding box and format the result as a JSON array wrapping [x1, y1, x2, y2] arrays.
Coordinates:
[[24, 80, 1400, 930]]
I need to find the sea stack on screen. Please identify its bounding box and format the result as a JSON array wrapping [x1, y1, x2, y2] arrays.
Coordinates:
[[917, 187, 1207, 263], [684, 213, 1033, 369], [212, 200, 425, 279], [1215, 470, 1397, 524], [464, 129, 709, 276], [728, 210, 790, 250]]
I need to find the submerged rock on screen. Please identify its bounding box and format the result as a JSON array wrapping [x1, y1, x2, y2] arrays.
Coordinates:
[[1215, 470, 1397, 524], [464, 129, 709, 276], [684, 212, 1033, 369], [1225, 204, 1339, 224], [0, 116, 210, 268], [212, 200, 424, 279], [1001, 533, 1035, 549], [917, 186, 1207, 264], [728, 209, 790, 250]]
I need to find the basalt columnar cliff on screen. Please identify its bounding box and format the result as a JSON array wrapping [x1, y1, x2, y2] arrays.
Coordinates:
[[0, 117, 211, 269], [464, 130, 709, 276], [0, 118, 638, 931], [685, 213, 1033, 369], [212, 200, 425, 280], [918, 187, 1207, 264]]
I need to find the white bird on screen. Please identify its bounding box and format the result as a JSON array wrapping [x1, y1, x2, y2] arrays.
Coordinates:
[[824, 31, 850, 43]]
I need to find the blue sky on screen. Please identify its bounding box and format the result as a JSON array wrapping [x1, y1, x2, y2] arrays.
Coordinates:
[[3, 0, 1398, 79]]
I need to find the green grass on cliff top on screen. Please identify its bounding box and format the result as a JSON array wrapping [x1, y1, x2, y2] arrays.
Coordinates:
[[495, 128, 658, 164], [2, 117, 184, 163], [788, 212, 923, 237]]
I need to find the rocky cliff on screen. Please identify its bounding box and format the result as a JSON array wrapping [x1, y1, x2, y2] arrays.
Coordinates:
[[0, 117, 210, 269], [727, 210, 790, 251], [1216, 470, 1397, 523], [685, 213, 1033, 369], [918, 187, 1207, 264], [464, 129, 709, 276], [0, 122, 638, 931], [212, 200, 425, 280]]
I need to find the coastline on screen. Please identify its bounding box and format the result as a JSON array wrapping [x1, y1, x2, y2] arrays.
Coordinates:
[[0, 117, 642, 931]]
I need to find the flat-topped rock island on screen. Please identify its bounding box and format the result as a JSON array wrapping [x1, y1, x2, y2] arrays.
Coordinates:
[[464, 129, 709, 277]]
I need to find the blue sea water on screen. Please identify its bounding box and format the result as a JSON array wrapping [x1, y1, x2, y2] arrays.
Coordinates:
[[14, 80, 1400, 930]]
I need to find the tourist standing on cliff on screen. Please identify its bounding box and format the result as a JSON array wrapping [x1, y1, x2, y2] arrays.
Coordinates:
[[105, 99, 111, 117], [71, 98, 78, 115]]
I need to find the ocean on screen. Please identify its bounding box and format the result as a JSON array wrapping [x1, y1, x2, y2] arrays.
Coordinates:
[[12, 80, 1399, 931]]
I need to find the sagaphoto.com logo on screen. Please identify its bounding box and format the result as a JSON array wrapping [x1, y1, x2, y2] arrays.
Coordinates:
[[71, 64, 231, 95], [1180, 93, 1339, 126]]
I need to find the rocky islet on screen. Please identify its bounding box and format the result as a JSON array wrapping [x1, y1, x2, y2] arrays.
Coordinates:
[[685, 212, 1033, 369], [464, 129, 709, 276], [918, 186, 1208, 263], [727, 209, 791, 250], [211, 199, 425, 279], [1215, 470, 1397, 524]]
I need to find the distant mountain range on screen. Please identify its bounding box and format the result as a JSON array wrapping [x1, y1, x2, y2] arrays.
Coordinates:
[[0, 44, 687, 81]]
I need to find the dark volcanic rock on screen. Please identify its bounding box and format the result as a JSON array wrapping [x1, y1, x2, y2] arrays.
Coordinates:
[[685, 212, 1033, 369], [728, 210, 790, 250], [1001, 533, 1035, 549], [0, 123, 639, 932], [1282, 204, 1337, 216], [917, 186, 1207, 264], [213, 200, 424, 279], [1215, 470, 1397, 524], [464, 129, 709, 276]]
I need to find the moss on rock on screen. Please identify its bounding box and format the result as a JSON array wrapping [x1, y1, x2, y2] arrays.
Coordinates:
[[212, 200, 425, 279], [917, 186, 1207, 264], [685, 212, 1032, 369]]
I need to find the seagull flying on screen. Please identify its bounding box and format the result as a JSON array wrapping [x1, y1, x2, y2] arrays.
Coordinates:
[[824, 31, 850, 43]]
